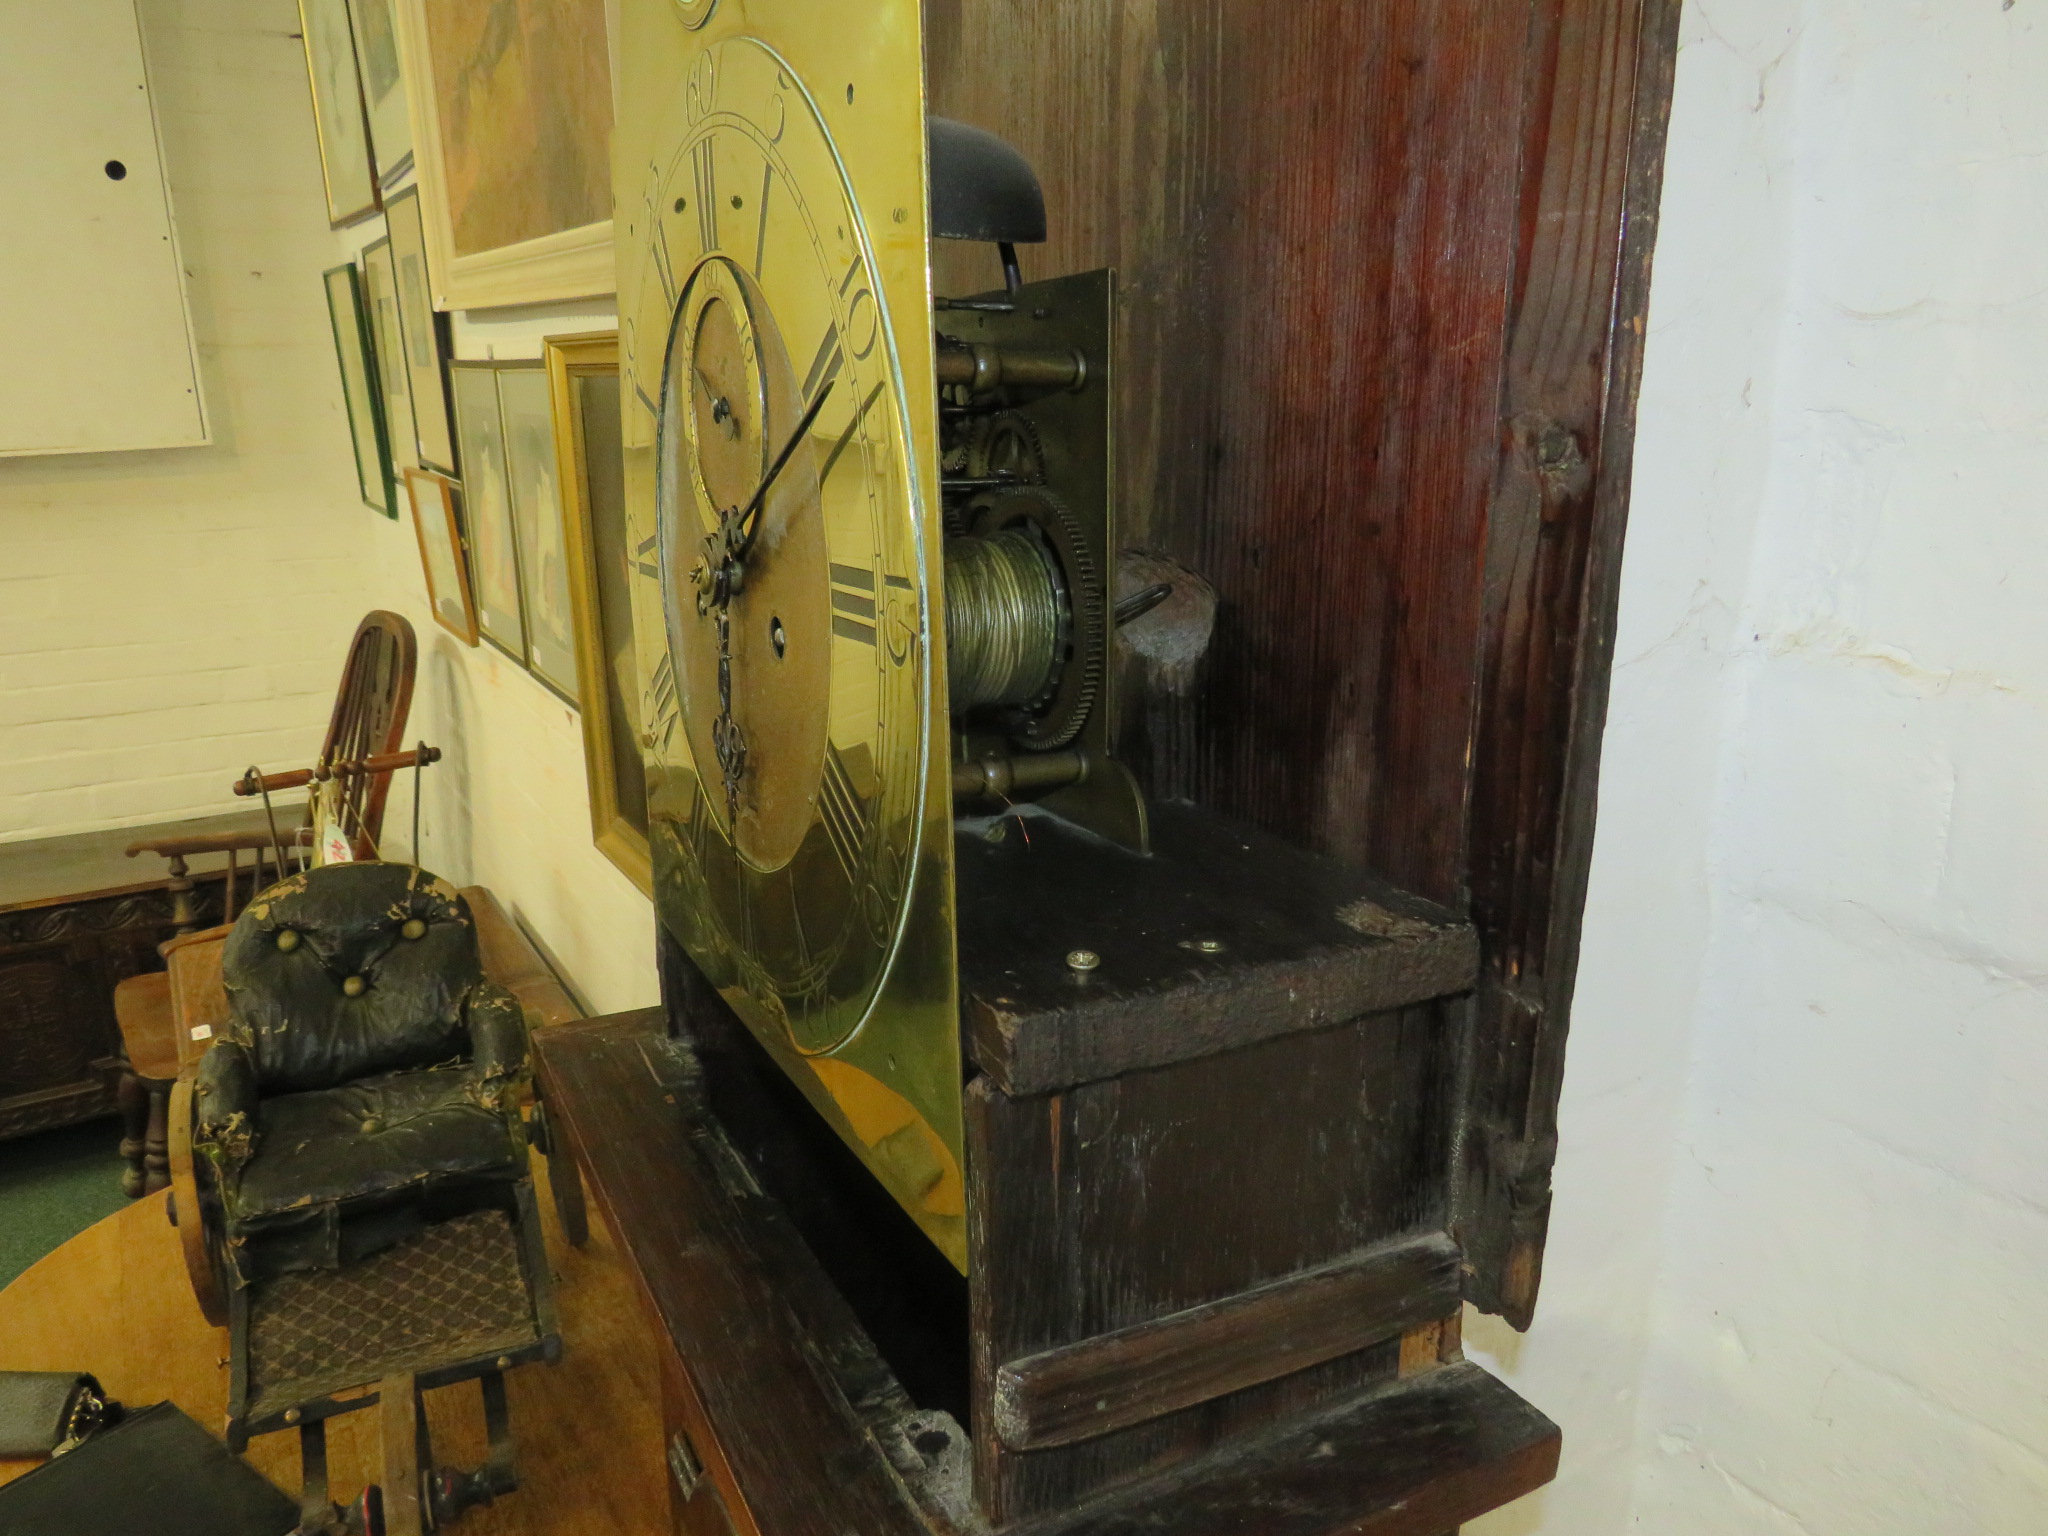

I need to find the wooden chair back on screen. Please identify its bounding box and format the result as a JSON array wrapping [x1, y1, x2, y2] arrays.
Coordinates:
[[320, 610, 418, 858]]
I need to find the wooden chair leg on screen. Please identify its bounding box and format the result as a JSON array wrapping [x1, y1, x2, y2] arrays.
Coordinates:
[[551, 1150, 591, 1249], [117, 1068, 149, 1198], [141, 1078, 171, 1195], [378, 1372, 424, 1536]]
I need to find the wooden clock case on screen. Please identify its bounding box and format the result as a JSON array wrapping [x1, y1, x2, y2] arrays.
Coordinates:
[[541, 3, 1684, 1534]]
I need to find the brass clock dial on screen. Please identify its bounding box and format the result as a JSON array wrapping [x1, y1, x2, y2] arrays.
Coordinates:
[[644, 37, 927, 1059]]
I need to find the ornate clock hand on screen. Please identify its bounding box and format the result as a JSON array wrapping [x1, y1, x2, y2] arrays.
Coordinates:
[[702, 384, 834, 815], [692, 362, 739, 438], [694, 380, 837, 618], [733, 378, 835, 562]]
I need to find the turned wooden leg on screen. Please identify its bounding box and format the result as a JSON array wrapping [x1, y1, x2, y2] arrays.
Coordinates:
[[141, 1077, 172, 1195], [117, 1068, 149, 1198]]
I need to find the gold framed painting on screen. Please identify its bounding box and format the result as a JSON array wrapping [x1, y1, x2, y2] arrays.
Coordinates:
[[450, 362, 524, 660], [298, 0, 380, 226], [346, 0, 413, 188], [404, 468, 478, 645], [391, 0, 614, 310], [545, 331, 649, 893]]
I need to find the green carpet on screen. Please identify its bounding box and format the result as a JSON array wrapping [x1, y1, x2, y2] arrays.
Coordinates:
[[0, 1118, 131, 1289]]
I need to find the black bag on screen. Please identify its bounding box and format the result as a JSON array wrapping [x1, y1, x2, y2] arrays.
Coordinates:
[[0, 1371, 111, 1457], [0, 1400, 297, 1536]]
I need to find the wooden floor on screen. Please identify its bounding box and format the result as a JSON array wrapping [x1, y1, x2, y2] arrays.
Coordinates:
[[0, 1159, 667, 1533]]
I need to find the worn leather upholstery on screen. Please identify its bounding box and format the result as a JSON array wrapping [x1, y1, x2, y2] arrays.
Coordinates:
[[192, 863, 531, 1280]]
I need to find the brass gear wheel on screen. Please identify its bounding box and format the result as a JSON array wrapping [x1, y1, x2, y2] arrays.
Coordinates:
[[965, 411, 1046, 485]]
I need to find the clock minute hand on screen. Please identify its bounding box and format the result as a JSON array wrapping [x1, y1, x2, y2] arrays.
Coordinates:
[[732, 379, 835, 564]]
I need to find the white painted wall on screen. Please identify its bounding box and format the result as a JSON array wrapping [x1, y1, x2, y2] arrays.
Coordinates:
[[0, 0, 376, 839], [1475, 2, 2048, 1532], [349, 300, 660, 1017]]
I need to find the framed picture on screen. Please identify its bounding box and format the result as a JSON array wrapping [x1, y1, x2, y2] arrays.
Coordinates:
[[345, 0, 413, 187], [321, 264, 393, 516], [500, 365, 580, 704], [547, 332, 649, 892], [297, 0, 379, 226], [360, 236, 416, 478], [451, 363, 524, 659], [403, 468, 478, 645], [390, 0, 614, 310], [385, 188, 458, 474]]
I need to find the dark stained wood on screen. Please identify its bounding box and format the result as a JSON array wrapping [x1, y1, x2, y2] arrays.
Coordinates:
[[957, 803, 1477, 1096], [544, 1004, 1559, 1536], [0, 812, 272, 1147], [994, 1233, 1461, 1452], [968, 1000, 1458, 1523], [1457, 0, 1685, 1328], [925, 0, 1681, 1332], [1016, 1363, 1559, 1536], [926, 3, 1524, 902], [532, 1010, 937, 1536]]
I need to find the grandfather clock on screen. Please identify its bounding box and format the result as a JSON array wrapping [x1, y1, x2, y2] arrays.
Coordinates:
[[537, 1, 1679, 1532]]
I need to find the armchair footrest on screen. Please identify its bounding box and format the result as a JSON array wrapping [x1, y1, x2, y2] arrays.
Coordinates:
[[240, 1206, 542, 1431]]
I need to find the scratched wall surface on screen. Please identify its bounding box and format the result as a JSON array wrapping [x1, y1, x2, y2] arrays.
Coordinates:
[[1469, 2, 2048, 1533]]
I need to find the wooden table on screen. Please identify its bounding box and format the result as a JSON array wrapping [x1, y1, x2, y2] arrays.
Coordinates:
[[0, 1161, 666, 1534]]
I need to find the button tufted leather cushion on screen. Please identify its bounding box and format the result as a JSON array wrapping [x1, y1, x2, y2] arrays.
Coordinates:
[[222, 863, 483, 1095], [231, 1067, 523, 1221]]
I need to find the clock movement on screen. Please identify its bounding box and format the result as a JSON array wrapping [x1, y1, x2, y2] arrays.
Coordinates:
[[588, 1, 1674, 1531]]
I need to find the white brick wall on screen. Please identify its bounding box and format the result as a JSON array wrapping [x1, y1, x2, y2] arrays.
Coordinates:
[[0, 0, 380, 843]]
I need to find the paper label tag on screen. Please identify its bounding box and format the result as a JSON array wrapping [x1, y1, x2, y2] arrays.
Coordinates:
[[189, 1024, 214, 1042]]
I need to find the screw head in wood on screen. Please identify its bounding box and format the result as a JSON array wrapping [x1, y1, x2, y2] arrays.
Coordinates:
[[1065, 949, 1100, 973]]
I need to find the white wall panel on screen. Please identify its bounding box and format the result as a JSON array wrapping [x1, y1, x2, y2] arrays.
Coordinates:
[[0, 0, 205, 455]]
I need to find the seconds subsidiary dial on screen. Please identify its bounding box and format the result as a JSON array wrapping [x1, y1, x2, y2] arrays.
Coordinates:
[[642, 37, 927, 1058]]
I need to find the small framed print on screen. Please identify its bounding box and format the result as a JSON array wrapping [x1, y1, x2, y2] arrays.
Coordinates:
[[500, 364, 579, 704], [297, 0, 379, 226], [360, 236, 416, 480], [403, 468, 477, 645], [321, 263, 393, 516], [451, 363, 524, 660], [547, 331, 649, 893], [345, 0, 413, 188], [386, 187, 457, 474]]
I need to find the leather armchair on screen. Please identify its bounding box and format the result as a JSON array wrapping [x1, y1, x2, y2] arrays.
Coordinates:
[[191, 862, 531, 1285]]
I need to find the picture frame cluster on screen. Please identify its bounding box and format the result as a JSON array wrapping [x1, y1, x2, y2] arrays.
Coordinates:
[[304, 0, 645, 889]]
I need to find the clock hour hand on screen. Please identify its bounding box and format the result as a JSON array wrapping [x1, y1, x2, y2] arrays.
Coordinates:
[[698, 382, 837, 813], [692, 380, 835, 616]]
